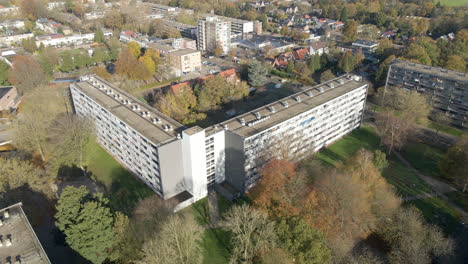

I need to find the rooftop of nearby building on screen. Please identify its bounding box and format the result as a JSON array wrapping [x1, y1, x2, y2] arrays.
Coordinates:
[[352, 39, 379, 47], [0, 86, 14, 99], [169, 48, 200, 56], [391, 60, 468, 83], [206, 76, 367, 138], [72, 76, 184, 145], [0, 203, 50, 264]]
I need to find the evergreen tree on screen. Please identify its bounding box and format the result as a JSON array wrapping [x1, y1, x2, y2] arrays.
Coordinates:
[[286, 60, 295, 74], [340, 7, 348, 22], [338, 51, 355, 73], [94, 27, 105, 43], [248, 61, 268, 87], [314, 55, 321, 71], [0, 60, 10, 85], [307, 56, 315, 73], [55, 186, 115, 264], [60, 51, 75, 72]]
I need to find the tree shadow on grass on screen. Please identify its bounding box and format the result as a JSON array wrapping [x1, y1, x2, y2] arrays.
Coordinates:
[[103, 167, 155, 214]]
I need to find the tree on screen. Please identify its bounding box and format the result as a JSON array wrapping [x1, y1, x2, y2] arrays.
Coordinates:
[[439, 137, 468, 192], [94, 27, 105, 43], [276, 216, 331, 264], [20, 0, 46, 20], [93, 66, 112, 80], [343, 20, 358, 42], [37, 47, 59, 77], [139, 214, 203, 264], [0, 157, 51, 194], [286, 60, 295, 74], [138, 54, 156, 75], [355, 48, 365, 65], [127, 41, 141, 59], [340, 7, 348, 22], [108, 212, 140, 264], [373, 150, 389, 171], [115, 48, 151, 80], [21, 37, 37, 53], [377, 207, 454, 264], [8, 55, 47, 95], [444, 55, 466, 72], [376, 87, 431, 153], [404, 43, 431, 65], [338, 51, 355, 72], [51, 115, 94, 170], [319, 69, 336, 83], [223, 204, 276, 263], [13, 86, 64, 162], [104, 9, 124, 30], [157, 83, 205, 125], [165, 27, 182, 39], [197, 75, 248, 112], [0, 60, 10, 85], [248, 61, 268, 87], [213, 43, 223, 57], [55, 186, 115, 264]]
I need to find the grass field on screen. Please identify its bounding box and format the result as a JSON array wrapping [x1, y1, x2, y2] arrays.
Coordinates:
[[437, 0, 468, 6], [87, 143, 154, 213], [446, 191, 468, 213], [407, 197, 462, 234], [401, 142, 446, 178], [427, 120, 466, 137], [200, 228, 231, 264]]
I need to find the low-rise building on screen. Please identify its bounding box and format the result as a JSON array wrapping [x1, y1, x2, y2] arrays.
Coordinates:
[[0, 203, 51, 264], [168, 49, 201, 77], [309, 41, 329, 55], [0, 86, 20, 111], [0, 19, 25, 30], [36, 31, 112, 47], [0, 33, 34, 46], [352, 39, 379, 53], [36, 18, 67, 34]]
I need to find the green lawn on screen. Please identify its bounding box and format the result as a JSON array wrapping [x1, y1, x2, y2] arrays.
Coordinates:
[[445, 191, 468, 213], [427, 120, 466, 137], [407, 197, 462, 234], [200, 228, 231, 264], [87, 143, 154, 213], [400, 142, 446, 178], [315, 126, 381, 166], [383, 160, 433, 197], [436, 0, 468, 6], [137, 78, 181, 92]]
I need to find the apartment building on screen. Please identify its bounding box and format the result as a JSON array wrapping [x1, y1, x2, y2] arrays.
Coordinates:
[[167, 49, 201, 77], [386, 60, 468, 128], [199, 14, 257, 38], [0, 203, 51, 264], [197, 16, 231, 54], [70, 74, 367, 205]]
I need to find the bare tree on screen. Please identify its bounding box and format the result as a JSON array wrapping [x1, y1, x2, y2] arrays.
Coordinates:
[[0, 157, 52, 195], [8, 55, 47, 95], [139, 214, 203, 264], [13, 86, 65, 161], [223, 204, 276, 263]]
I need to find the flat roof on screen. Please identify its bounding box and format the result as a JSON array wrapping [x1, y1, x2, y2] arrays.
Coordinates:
[[72, 76, 184, 145], [169, 48, 200, 56], [206, 76, 367, 138], [0, 203, 50, 264], [391, 60, 468, 83]]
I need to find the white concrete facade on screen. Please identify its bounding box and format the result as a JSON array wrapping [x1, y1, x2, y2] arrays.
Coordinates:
[[70, 74, 367, 204]]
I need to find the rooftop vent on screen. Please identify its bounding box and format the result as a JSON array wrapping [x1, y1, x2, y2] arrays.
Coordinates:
[[338, 79, 344, 84], [328, 83, 334, 88], [223, 124, 228, 130], [295, 96, 301, 102], [151, 117, 161, 124], [99, 85, 105, 90], [168, 125, 174, 131], [268, 106, 276, 113], [5, 235, 12, 247], [306, 91, 313, 97], [282, 101, 289, 108], [4, 210, 9, 219], [254, 112, 262, 119], [106, 89, 113, 95], [319, 87, 324, 93], [239, 118, 246, 125], [247, 116, 270, 127], [177, 133, 181, 139], [163, 125, 169, 131], [141, 111, 150, 117]]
